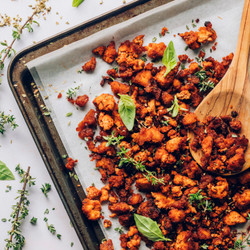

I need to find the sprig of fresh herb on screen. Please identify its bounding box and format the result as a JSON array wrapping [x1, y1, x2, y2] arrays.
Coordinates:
[[118, 94, 136, 131], [114, 227, 124, 234], [0, 112, 18, 134], [41, 183, 51, 197], [103, 132, 164, 185], [195, 70, 215, 93], [0, 2, 49, 71], [200, 243, 209, 249], [162, 41, 177, 77], [103, 130, 124, 147], [66, 86, 80, 99], [188, 189, 213, 212], [167, 95, 187, 118], [5, 166, 35, 250], [134, 214, 171, 242], [229, 234, 250, 250]]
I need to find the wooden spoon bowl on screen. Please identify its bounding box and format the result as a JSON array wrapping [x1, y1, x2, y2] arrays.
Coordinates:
[[189, 0, 250, 176]]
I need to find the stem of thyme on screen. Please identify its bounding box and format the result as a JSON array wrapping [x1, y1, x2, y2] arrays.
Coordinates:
[[5, 166, 36, 250]]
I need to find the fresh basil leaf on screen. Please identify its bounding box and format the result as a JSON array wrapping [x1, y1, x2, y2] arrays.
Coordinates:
[[0, 160, 15, 180], [167, 95, 179, 118], [134, 214, 171, 242], [162, 41, 177, 77], [118, 94, 136, 131], [72, 0, 84, 7]]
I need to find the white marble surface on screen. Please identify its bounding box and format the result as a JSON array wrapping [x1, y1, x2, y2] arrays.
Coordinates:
[[0, 0, 133, 249]]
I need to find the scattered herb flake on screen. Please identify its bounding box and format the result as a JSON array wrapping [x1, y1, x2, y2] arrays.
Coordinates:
[[41, 183, 51, 197], [30, 217, 37, 225]]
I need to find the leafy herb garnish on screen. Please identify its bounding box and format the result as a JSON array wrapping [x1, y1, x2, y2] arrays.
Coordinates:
[[72, 0, 84, 7], [0, 112, 18, 134], [118, 94, 136, 131], [189, 189, 213, 212], [0, 160, 15, 181], [114, 227, 124, 234], [30, 217, 37, 225], [66, 86, 80, 99], [167, 95, 187, 118], [162, 41, 177, 77], [195, 70, 215, 93], [104, 132, 164, 185], [134, 214, 171, 242], [41, 183, 51, 197]]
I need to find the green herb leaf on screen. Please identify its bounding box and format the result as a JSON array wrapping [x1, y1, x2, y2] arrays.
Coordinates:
[[162, 41, 177, 77], [0, 160, 15, 180], [72, 0, 84, 7], [66, 112, 73, 117], [134, 214, 171, 242], [118, 94, 136, 131], [167, 95, 180, 118], [30, 217, 37, 225]]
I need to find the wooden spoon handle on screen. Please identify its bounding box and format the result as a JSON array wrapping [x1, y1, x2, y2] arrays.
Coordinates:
[[195, 0, 250, 118], [229, 0, 250, 93]]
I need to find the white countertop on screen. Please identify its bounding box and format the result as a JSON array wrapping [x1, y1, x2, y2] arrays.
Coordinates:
[[0, 0, 133, 249]]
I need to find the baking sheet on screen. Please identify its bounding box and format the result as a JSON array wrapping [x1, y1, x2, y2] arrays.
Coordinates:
[[27, 0, 246, 248]]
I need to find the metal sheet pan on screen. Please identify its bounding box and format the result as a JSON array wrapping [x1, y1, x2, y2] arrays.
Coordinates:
[[7, 1, 173, 249]]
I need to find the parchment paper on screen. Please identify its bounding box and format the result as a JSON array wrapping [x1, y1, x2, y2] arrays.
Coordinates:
[[27, 0, 246, 248]]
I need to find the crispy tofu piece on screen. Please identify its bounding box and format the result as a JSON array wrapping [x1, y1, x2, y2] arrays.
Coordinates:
[[208, 177, 229, 199], [110, 81, 130, 96], [233, 189, 250, 210], [82, 198, 101, 220], [223, 211, 246, 226], [145, 42, 166, 60], [197, 227, 211, 240], [86, 186, 101, 200], [128, 193, 143, 206], [82, 56, 96, 72], [202, 135, 213, 158], [173, 172, 196, 187], [182, 113, 197, 126], [175, 231, 194, 250], [109, 202, 133, 214], [132, 126, 164, 146], [100, 239, 114, 250], [93, 93, 116, 111], [151, 192, 175, 209], [76, 109, 96, 131], [132, 70, 152, 87], [98, 112, 114, 131], [168, 208, 186, 223], [102, 41, 117, 64], [166, 137, 186, 153], [92, 45, 106, 57]]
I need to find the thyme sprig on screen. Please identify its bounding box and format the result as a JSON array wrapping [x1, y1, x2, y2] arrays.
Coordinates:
[[0, 1, 49, 71], [104, 132, 164, 185], [188, 189, 213, 212], [0, 112, 18, 134], [66, 86, 80, 99], [195, 70, 215, 93], [5, 166, 36, 250]]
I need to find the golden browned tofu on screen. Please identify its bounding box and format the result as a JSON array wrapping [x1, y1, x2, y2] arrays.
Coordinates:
[[132, 70, 152, 87], [173, 172, 196, 187], [132, 126, 164, 146], [168, 208, 186, 223], [102, 41, 117, 64], [100, 239, 114, 250], [233, 189, 250, 210], [202, 135, 213, 158], [208, 177, 229, 199], [182, 113, 197, 126], [82, 56, 96, 72], [223, 211, 246, 226], [109, 202, 133, 214], [110, 81, 130, 96], [82, 198, 101, 220], [145, 42, 166, 60], [86, 186, 101, 200], [174, 231, 195, 250], [93, 93, 116, 111], [98, 112, 114, 131]]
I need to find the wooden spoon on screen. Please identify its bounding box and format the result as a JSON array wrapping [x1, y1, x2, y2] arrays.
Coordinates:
[[189, 0, 250, 176]]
